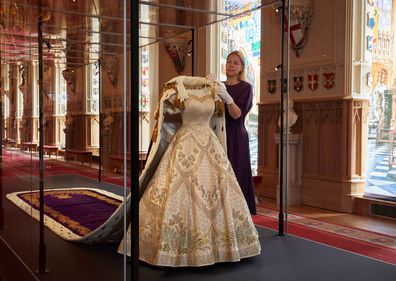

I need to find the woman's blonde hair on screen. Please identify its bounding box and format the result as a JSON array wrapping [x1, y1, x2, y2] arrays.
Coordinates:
[[227, 50, 246, 81]]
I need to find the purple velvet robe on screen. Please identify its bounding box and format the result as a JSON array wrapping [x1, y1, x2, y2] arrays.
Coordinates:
[[225, 80, 256, 214]]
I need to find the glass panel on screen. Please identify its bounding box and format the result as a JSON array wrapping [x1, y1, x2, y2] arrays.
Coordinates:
[[0, 1, 291, 280], [365, 0, 396, 201], [0, 2, 38, 277], [133, 1, 270, 272], [0, 0, 130, 280], [255, 0, 292, 233], [217, 0, 262, 174], [139, 0, 233, 47]]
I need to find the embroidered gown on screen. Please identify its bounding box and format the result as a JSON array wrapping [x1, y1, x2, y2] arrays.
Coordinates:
[[119, 76, 261, 267]]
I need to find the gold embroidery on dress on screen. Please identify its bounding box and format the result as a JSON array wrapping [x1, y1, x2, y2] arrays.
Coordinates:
[[177, 148, 198, 169], [199, 186, 219, 209], [148, 185, 168, 207]]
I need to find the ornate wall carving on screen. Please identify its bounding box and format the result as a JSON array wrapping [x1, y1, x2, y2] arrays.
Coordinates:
[[257, 98, 369, 212]]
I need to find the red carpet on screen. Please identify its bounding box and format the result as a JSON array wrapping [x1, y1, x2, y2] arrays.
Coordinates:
[[253, 210, 396, 265], [1, 150, 130, 187], [3, 150, 396, 264]]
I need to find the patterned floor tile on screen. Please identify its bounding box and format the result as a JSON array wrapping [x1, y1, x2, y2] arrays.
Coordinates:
[[365, 139, 396, 199]]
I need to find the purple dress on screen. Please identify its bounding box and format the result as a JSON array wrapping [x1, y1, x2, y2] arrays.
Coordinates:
[[225, 81, 256, 214]]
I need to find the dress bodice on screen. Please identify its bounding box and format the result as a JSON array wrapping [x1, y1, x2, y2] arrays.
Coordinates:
[[181, 91, 214, 127]]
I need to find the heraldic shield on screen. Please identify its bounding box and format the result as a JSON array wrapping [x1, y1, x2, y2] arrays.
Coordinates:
[[308, 74, 318, 91], [268, 79, 276, 94], [323, 72, 335, 89], [293, 76, 303, 92]]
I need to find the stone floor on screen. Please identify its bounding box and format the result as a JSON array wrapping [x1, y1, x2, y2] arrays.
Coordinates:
[[366, 138, 396, 200]]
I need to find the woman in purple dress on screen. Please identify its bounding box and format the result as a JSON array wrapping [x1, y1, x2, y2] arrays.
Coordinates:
[[214, 50, 256, 214]]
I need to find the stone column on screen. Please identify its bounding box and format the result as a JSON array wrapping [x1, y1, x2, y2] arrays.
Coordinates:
[[54, 61, 66, 148], [19, 62, 33, 143], [7, 64, 17, 141]]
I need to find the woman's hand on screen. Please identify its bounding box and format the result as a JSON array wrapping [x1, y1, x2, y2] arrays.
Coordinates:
[[214, 82, 234, 105]]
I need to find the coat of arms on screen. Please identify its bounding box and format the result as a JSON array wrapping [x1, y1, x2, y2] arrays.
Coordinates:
[[323, 72, 335, 89], [293, 76, 303, 92], [307, 74, 319, 91], [268, 79, 277, 94], [282, 2, 314, 57]]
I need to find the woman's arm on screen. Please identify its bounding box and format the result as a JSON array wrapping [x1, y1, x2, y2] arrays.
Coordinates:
[[226, 102, 241, 119], [227, 83, 253, 120], [213, 82, 242, 119]]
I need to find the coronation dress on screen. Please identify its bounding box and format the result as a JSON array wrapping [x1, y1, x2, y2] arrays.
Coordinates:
[[119, 76, 261, 267]]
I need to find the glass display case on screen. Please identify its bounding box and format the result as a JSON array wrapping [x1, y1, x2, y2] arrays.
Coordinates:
[[0, 1, 292, 280]]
